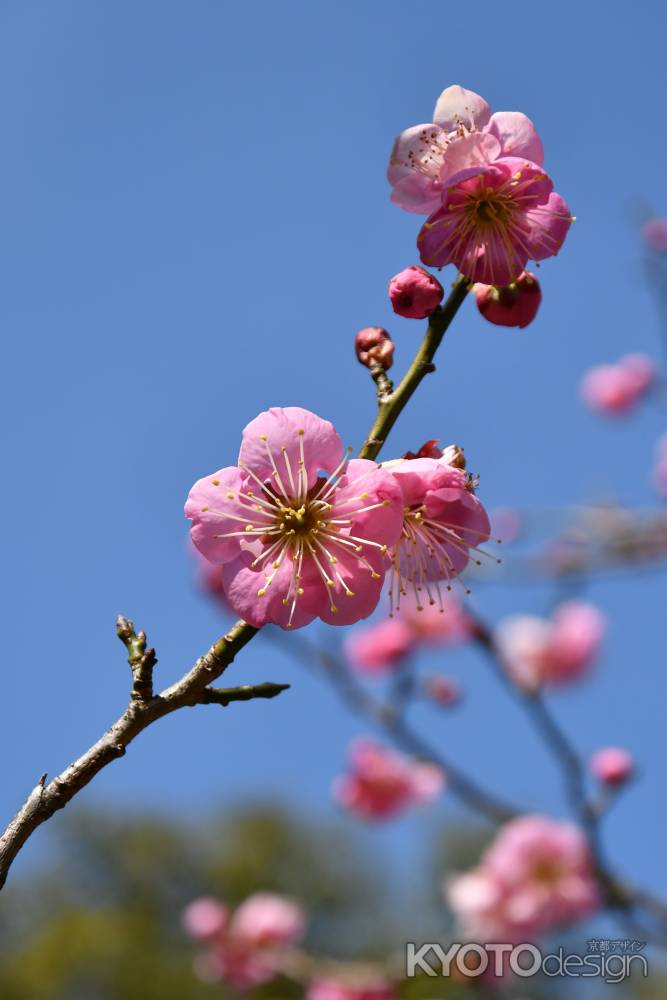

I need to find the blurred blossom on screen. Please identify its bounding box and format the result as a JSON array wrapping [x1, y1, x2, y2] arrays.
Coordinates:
[[189, 538, 233, 613], [344, 618, 414, 676], [653, 434, 667, 499], [422, 674, 461, 707], [182, 897, 229, 942], [397, 591, 472, 645], [446, 815, 600, 940], [183, 892, 305, 990], [333, 739, 444, 821], [642, 216, 667, 252], [490, 506, 522, 545], [307, 978, 395, 1000], [580, 353, 656, 415], [495, 601, 606, 691], [590, 746, 634, 785], [388, 265, 443, 318]]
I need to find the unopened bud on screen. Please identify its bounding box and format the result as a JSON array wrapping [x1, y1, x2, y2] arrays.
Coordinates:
[[389, 265, 444, 319], [475, 271, 542, 329], [355, 326, 394, 369], [590, 747, 634, 786]]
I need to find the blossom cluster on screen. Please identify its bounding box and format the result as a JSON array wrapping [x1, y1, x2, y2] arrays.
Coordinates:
[[186, 408, 490, 630]]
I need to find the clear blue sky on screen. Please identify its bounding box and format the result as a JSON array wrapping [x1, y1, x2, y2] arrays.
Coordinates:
[[1, 0, 666, 903]]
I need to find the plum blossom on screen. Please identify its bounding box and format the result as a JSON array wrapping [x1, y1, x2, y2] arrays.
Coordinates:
[[388, 85, 544, 216], [355, 327, 395, 369], [446, 815, 600, 940], [475, 271, 542, 329], [590, 747, 634, 786], [388, 265, 443, 318], [381, 456, 493, 615], [183, 892, 305, 990], [397, 591, 472, 645], [643, 217, 667, 252], [186, 407, 404, 629], [654, 434, 667, 498], [333, 738, 444, 821], [344, 618, 414, 675], [581, 353, 656, 415], [417, 158, 571, 286], [496, 601, 606, 691], [307, 978, 395, 1000]]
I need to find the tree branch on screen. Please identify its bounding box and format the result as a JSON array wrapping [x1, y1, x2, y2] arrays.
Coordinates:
[[201, 682, 290, 706]]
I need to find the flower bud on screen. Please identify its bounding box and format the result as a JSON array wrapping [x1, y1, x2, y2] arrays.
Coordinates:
[[590, 747, 634, 786], [642, 217, 667, 252], [475, 271, 542, 329], [388, 265, 444, 319], [354, 326, 394, 369]]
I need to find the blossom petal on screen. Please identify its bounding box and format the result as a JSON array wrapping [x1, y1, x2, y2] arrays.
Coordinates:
[[387, 123, 447, 214], [332, 458, 404, 545], [222, 553, 324, 630], [523, 191, 572, 261], [316, 549, 386, 626], [390, 173, 444, 214], [185, 466, 249, 563], [487, 111, 544, 164], [439, 131, 501, 185], [239, 407, 343, 492], [433, 85, 491, 132], [388, 457, 467, 507]]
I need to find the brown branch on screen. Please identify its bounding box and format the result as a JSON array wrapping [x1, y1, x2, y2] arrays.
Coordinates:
[[0, 618, 258, 890]]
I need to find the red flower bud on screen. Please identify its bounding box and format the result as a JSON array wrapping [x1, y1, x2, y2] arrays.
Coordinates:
[[475, 271, 542, 329], [389, 265, 444, 319]]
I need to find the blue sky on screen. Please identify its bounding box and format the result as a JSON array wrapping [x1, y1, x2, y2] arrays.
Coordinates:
[[1, 0, 666, 909]]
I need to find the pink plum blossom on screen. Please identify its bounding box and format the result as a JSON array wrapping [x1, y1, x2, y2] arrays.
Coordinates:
[[344, 618, 414, 675], [333, 738, 444, 821], [590, 747, 634, 785], [496, 601, 606, 691], [642, 217, 667, 252], [581, 353, 656, 415], [182, 897, 229, 942], [446, 815, 600, 940], [184, 892, 306, 990], [382, 457, 492, 615], [475, 271, 542, 329], [397, 591, 472, 645], [186, 407, 404, 629], [653, 434, 667, 498], [388, 265, 443, 318], [417, 158, 571, 286], [307, 979, 395, 1000], [388, 85, 544, 216]]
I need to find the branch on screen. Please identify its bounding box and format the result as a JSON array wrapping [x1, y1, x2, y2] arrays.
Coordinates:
[[0, 618, 258, 890], [0, 276, 471, 889], [201, 682, 290, 706]]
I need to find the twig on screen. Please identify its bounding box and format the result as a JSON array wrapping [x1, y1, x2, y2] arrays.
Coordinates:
[[201, 682, 290, 706]]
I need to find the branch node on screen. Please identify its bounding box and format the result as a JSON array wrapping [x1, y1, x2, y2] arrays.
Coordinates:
[[116, 614, 157, 701]]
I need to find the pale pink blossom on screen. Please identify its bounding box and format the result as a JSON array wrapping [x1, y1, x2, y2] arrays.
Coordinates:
[[388, 265, 443, 318], [344, 618, 414, 675], [383, 457, 491, 615], [333, 739, 444, 821], [388, 85, 544, 216], [590, 747, 634, 785], [417, 158, 571, 286], [184, 893, 306, 991], [182, 897, 228, 942], [397, 591, 472, 645], [496, 601, 606, 691], [642, 217, 667, 252], [581, 353, 656, 415], [447, 815, 600, 940], [186, 408, 404, 629], [307, 978, 395, 1000], [475, 271, 542, 329]]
